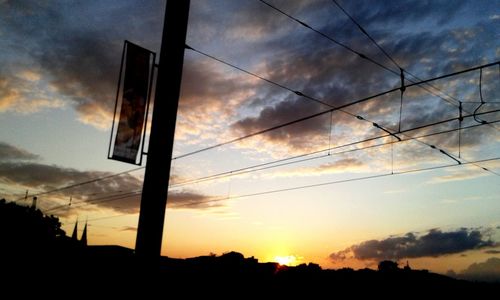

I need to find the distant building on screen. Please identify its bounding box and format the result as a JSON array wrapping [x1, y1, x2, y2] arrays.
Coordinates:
[[70, 220, 88, 246], [71, 220, 78, 241], [81, 222, 87, 246], [404, 260, 411, 271]]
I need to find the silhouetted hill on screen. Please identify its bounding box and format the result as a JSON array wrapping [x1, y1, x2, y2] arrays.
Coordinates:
[[1, 199, 498, 297]]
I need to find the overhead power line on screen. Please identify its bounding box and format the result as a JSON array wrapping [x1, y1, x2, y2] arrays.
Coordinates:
[[330, 0, 499, 129], [262, 0, 495, 128], [44, 189, 142, 214], [176, 51, 499, 159], [257, 0, 398, 76], [35, 104, 500, 216], [47, 152, 500, 222], [38, 112, 500, 214], [260, 0, 498, 173], [64, 213, 137, 226], [170, 110, 500, 188], [14, 166, 145, 202], [177, 156, 500, 208], [331, 0, 400, 71], [186, 44, 402, 150], [44, 135, 500, 214], [9, 56, 497, 203], [185, 45, 332, 109]]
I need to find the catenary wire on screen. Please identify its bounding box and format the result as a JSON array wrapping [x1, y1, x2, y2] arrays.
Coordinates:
[[37, 114, 500, 214], [262, 0, 496, 128], [170, 110, 500, 187], [176, 156, 500, 208], [257, 0, 399, 76], [179, 49, 500, 159], [328, 0, 500, 129], [10, 58, 498, 203], [13, 166, 145, 202]]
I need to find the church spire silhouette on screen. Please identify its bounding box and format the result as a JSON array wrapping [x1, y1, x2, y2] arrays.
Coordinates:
[[70, 218, 88, 245], [71, 220, 78, 241], [81, 221, 87, 246]]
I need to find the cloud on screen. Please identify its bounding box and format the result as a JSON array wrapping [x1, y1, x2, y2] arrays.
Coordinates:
[[18, 70, 41, 82], [428, 160, 500, 184], [459, 257, 500, 282], [0, 142, 223, 213], [119, 226, 137, 232], [429, 166, 487, 183], [0, 71, 65, 114], [330, 228, 496, 262], [264, 157, 367, 179], [175, 56, 261, 143], [231, 97, 334, 153], [33, 32, 120, 129], [0, 1, 164, 129], [0, 162, 226, 213], [167, 191, 227, 210], [335, 0, 467, 29], [0, 142, 39, 162], [304, 157, 366, 174], [0, 77, 17, 111], [1, 0, 498, 162], [0, 161, 224, 213], [0, 161, 141, 198], [220, 0, 499, 158]]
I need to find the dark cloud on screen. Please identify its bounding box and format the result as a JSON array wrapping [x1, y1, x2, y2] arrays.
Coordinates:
[[270, 157, 367, 178], [0, 0, 164, 128], [0, 161, 223, 212], [333, 0, 467, 31], [0, 142, 222, 212], [120, 226, 137, 232], [167, 191, 226, 210], [484, 250, 500, 254], [178, 57, 261, 121], [224, 0, 498, 155], [1, 0, 497, 156], [0, 142, 39, 162], [35, 33, 119, 113], [459, 257, 500, 282], [0, 74, 17, 111], [0, 162, 142, 206], [232, 96, 332, 151], [330, 228, 496, 262]]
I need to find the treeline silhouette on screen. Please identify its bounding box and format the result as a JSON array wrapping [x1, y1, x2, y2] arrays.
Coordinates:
[[1, 199, 498, 296]]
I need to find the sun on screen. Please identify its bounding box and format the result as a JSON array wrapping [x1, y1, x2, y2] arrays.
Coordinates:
[[274, 255, 297, 266]]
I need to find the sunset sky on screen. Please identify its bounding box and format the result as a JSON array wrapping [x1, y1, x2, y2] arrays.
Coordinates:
[[1, 0, 499, 279]]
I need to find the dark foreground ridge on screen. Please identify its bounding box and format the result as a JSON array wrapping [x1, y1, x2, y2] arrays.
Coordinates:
[[1, 199, 498, 296]]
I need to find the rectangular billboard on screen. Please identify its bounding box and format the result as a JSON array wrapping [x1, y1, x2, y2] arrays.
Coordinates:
[[110, 41, 154, 164]]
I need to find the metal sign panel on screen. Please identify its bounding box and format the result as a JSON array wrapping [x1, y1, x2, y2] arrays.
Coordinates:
[[109, 41, 155, 165]]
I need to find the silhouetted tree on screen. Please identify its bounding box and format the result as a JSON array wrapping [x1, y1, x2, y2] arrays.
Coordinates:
[[378, 260, 399, 272], [0, 199, 67, 256], [220, 251, 245, 261]]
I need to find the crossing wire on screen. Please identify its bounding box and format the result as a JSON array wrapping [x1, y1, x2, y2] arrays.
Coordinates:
[[10, 58, 499, 203], [35, 112, 500, 214], [170, 110, 500, 188], [330, 0, 499, 131], [260, 0, 496, 128], [176, 156, 500, 208], [13, 166, 145, 202], [180, 48, 500, 159]]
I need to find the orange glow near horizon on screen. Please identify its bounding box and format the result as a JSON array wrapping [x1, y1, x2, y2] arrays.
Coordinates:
[[274, 255, 298, 266]]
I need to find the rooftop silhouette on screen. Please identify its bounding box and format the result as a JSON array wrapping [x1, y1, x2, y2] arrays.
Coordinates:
[[1, 198, 498, 296]]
